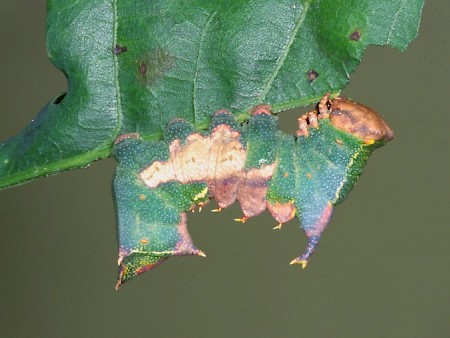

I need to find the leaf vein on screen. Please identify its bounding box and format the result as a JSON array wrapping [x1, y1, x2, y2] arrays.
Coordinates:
[[386, 0, 406, 44], [193, 11, 218, 125], [257, 1, 310, 103], [112, 0, 123, 137]]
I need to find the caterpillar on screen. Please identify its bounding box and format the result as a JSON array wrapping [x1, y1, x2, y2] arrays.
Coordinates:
[[112, 93, 393, 289]]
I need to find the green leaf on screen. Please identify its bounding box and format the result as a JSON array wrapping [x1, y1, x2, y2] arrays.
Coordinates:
[[0, 0, 424, 189]]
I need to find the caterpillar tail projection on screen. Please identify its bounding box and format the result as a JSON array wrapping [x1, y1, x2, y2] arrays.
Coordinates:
[[112, 93, 393, 289]]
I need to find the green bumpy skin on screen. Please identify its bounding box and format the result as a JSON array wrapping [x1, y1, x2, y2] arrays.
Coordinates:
[[112, 94, 393, 288]]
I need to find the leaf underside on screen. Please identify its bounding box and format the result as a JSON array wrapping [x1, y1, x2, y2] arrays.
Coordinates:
[[0, 0, 423, 189]]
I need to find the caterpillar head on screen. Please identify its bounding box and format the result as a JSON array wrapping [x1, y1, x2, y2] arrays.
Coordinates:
[[327, 96, 394, 144]]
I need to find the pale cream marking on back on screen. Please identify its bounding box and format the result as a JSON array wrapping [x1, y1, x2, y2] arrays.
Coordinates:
[[140, 124, 247, 188]]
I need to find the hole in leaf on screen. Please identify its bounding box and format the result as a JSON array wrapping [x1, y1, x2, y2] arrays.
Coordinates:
[[51, 93, 67, 105], [306, 70, 319, 83]]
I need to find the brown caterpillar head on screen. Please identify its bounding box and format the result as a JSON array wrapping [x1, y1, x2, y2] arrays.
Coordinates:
[[328, 97, 394, 143]]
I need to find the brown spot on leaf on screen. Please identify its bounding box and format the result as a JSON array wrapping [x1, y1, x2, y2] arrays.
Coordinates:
[[138, 194, 146, 201], [307, 70, 319, 83], [114, 45, 128, 55], [137, 49, 176, 86], [349, 30, 361, 41], [306, 172, 313, 179], [139, 61, 148, 75]]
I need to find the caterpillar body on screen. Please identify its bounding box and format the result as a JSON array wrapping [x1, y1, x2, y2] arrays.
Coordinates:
[[112, 94, 393, 288]]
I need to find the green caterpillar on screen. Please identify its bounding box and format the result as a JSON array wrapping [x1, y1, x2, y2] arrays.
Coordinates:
[[112, 94, 393, 288]]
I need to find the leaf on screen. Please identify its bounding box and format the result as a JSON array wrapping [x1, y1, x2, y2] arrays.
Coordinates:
[[0, 0, 424, 189]]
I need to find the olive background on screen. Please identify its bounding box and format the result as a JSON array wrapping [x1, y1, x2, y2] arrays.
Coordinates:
[[0, 1, 448, 337]]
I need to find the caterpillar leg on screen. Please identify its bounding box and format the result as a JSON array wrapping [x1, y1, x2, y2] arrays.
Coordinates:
[[234, 215, 249, 223], [291, 202, 334, 268], [273, 223, 283, 230]]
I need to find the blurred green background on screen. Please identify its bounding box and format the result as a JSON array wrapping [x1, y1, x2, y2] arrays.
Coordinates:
[[0, 1, 448, 337]]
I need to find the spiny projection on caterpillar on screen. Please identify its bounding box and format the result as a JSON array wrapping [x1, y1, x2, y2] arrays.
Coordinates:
[[112, 93, 393, 289]]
